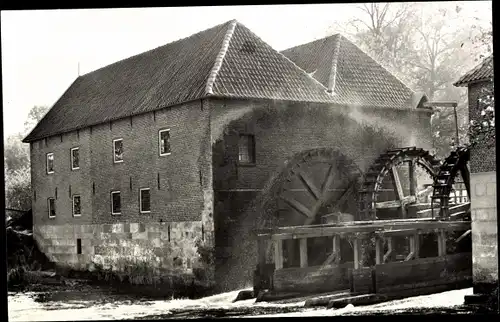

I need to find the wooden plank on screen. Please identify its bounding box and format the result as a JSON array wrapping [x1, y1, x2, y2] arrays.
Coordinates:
[[272, 263, 352, 294], [375, 196, 416, 209], [299, 238, 308, 268], [333, 235, 340, 264], [456, 230, 471, 243], [350, 267, 374, 294], [449, 202, 471, 215], [274, 240, 283, 269]]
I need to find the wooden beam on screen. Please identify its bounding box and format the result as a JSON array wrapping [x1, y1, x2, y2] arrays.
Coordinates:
[[389, 166, 407, 218], [258, 239, 266, 275], [353, 237, 360, 269], [299, 238, 308, 268], [321, 164, 336, 195], [258, 221, 470, 241], [438, 230, 447, 256], [414, 232, 420, 259], [456, 229, 471, 243], [375, 196, 416, 209], [448, 202, 471, 215], [275, 240, 283, 269], [298, 170, 321, 201], [281, 195, 313, 218], [375, 236, 383, 265], [383, 237, 393, 263], [333, 235, 340, 264], [408, 160, 417, 196]]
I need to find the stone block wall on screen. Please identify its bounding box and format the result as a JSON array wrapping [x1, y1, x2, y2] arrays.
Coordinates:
[[470, 171, 498, 294], [33, 221, 208, 278]]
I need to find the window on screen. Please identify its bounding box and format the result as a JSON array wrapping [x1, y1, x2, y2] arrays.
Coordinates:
[[238, 134, 255, 164], [111, 191, 121, 215], [159, 129, 171, 156], [140, 188, 151, 213], [73, 195, 81, 216], [46, 153, 55, 174], [48, 198, 56, 218], [76, 239, 82, 254], [71, 147, 80, 170], [113, 139, 124, 163]]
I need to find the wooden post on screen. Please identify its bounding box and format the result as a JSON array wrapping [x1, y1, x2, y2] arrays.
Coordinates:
[[409, 160, 417, 196], [353, 236, 360, 269], [375, 236, 383, 265], [406, 234, 415, 261], [274, 239, 283, 270], [258, 239, 266, 275], [285, 239, 296, 267], [383, 237, 393, 263], [414, 232, 420, 259], [332, 235, 341, 264], [299, 238, 308, 268], [438, 229, 447, 256]]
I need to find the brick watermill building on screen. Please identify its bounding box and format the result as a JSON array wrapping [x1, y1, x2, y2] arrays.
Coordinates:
[[24, 20, 484, 303]]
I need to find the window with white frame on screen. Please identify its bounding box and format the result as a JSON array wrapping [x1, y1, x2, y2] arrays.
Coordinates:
[[71, 147, 80, 170], [140, 188, 151, 213], [111, 191, 121, 215], [113, 139, 124, 163], [159, 129, 171, 156], [46, 153, 55, 174], [238, 134, 255, 164], [73, 195, 81, 216], [48, 198, 56, 218]]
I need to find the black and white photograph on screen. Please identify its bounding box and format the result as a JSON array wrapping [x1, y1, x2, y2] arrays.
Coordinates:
[[2, 2, 498, 319]]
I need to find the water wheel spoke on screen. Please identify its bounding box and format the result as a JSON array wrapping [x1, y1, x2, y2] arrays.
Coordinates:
[[408, 160, 417, 196], [297, 170, 321, 201], [389, 166, 407, 218], [321, 164, 336, 195], [281, 194, 314, 218]]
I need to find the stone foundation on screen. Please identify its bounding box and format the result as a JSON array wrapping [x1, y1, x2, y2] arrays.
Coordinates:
[[470, 171, 498, 298], [33, 221, 213, 281]]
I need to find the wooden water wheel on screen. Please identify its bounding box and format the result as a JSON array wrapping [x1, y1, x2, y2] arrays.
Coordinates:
[[431, 147, 471, 220], [358, 147, 442, 221]]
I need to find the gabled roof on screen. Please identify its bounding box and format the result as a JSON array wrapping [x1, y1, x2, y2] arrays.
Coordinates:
[[281, 34, 420, 110], [454, 54, 494, 87], [24, 20, 339, 143]]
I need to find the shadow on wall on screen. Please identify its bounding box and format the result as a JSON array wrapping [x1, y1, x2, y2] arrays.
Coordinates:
[[211, 103, 420, 292]]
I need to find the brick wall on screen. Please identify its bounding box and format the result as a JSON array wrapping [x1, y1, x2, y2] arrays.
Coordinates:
[[30, 99, 210, 226], [29, 99, 214, 279], [209, 98, 433, 290], [468, 81, 496, 173]]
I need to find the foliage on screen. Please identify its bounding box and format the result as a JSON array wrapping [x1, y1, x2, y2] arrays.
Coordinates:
[[4, 105, 49, 211], [331, 2, 492, 157], [468, 79, 495, 149]]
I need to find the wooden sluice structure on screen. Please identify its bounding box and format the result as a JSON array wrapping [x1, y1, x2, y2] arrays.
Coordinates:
[[252, 217, 472, 306]]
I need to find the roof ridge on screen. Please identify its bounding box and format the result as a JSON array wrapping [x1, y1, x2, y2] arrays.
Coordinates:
[[327, 34, 342, 94], [339, 34, 417, 96], [205, 20, 238, 95], [80, 20, 234, 77], [281, 32, 341, 54], [225, 21, 333, 95]]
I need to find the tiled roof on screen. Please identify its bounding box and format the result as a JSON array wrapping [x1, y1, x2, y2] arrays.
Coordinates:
[[281, 34, 420, 110], [24, 20, 340, 143], [454, 55, 494, 87]]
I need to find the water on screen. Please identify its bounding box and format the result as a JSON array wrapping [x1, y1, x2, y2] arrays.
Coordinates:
[[8, 285, 480, 320]]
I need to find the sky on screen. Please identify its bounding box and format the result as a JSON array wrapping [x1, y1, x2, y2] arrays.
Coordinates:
[[1, 2, 493, 139]]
